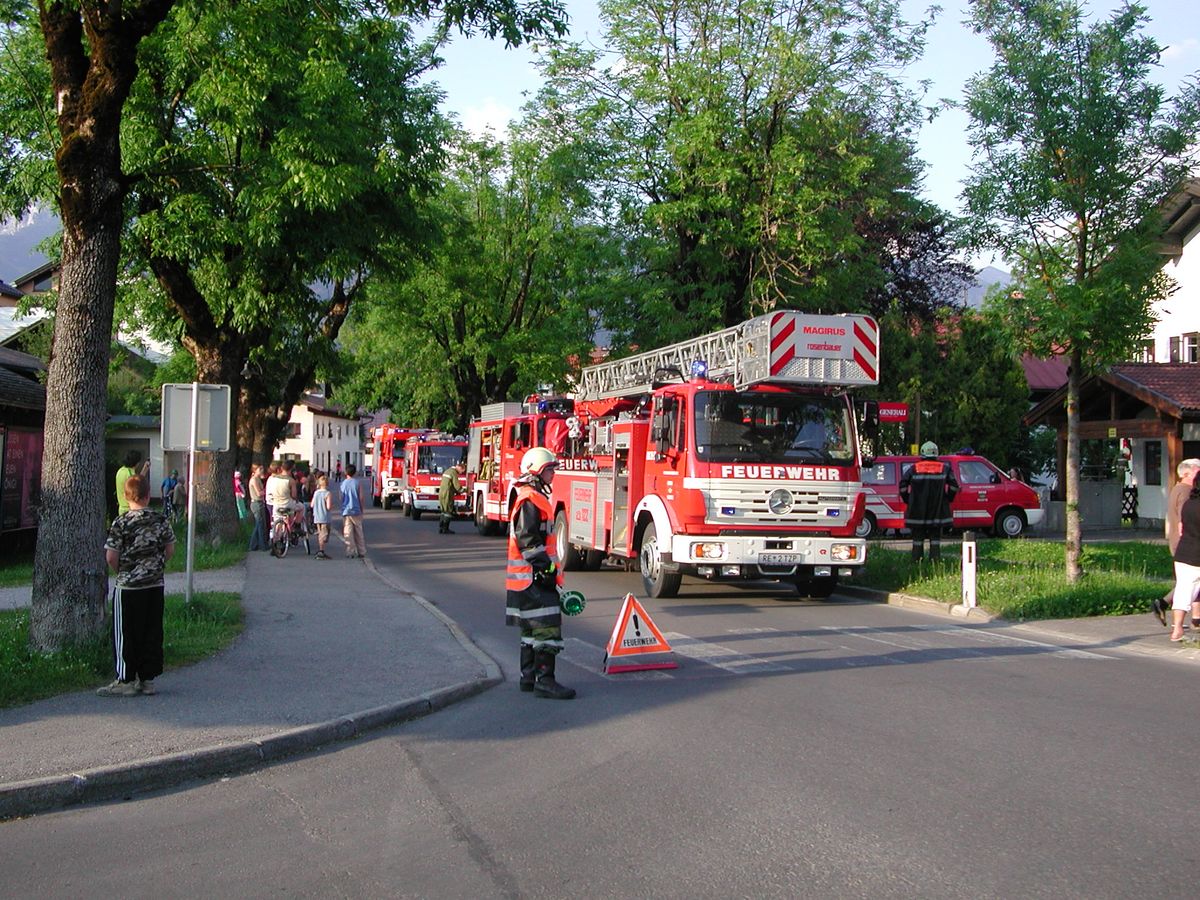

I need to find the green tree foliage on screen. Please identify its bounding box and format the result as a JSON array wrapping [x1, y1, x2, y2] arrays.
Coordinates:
[[338, 127, 616, 428], [0, 0, 566, 649], [538, 0, 964, 348], [869, 307, 1028, 465], [962, 0, 1200, 579]]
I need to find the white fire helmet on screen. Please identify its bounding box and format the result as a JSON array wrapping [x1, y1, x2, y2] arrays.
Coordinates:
[[520, 447, 558, 477]]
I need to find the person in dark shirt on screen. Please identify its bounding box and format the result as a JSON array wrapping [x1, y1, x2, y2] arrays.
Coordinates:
[[99, 475, 176, 696], [1169, 484, 1200, 642], [898, 442, 959, 561]]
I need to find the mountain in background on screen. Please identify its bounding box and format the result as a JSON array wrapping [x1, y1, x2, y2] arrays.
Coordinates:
[[961, 265, 1011, 309], [0, 209, 57, 282]]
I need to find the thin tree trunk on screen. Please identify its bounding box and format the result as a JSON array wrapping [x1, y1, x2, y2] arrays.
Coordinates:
[[1064, 348, 1083, 582]]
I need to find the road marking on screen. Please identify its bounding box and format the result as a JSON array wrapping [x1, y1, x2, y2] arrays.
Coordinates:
[[663, 632, 795, 674], [821, 625, 1113, 660]]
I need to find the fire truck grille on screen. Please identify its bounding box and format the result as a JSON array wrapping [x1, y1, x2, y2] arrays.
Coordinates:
[[703, 481, 857, 527]]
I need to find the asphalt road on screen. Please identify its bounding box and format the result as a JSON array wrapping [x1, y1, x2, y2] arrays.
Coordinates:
[[2, 509, 1195, 898]]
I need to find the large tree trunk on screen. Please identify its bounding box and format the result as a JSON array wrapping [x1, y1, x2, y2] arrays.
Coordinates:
[[1064, 348, 1083, 582], [30, 212, 120, 650], [30, 1, 177, 651]]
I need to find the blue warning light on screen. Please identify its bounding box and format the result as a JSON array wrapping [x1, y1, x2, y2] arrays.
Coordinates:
[[691, 359, 708, 379]]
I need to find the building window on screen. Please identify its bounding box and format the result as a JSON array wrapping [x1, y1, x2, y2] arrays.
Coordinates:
[[1145, 440, 1162, 486], [1169, 335, 1198, 363], [1133, 340, 1154, 363]]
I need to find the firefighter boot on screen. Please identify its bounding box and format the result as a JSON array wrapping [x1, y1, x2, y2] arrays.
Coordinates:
[[519, 645, 536, 693], [533, 650, 576, 700]]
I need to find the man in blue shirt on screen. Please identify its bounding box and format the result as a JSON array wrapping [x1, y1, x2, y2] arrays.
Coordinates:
[[340, 463, 367, 559]]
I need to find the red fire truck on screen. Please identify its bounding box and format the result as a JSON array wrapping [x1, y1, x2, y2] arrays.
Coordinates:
[[371, 424, 430, 509], [398, 432, 469, 520], [466, 397, 575, 535], [549, 311, 881, 598]]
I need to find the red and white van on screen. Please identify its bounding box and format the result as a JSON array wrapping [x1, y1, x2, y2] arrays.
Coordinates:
[[858, 454, 1043, 538]]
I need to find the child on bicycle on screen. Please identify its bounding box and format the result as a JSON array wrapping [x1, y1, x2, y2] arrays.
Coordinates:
[[266, 460, 305, 538], [311, 474, 333, 559]]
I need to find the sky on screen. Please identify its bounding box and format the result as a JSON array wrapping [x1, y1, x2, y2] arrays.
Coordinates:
[[426, 0, 1200, 268]]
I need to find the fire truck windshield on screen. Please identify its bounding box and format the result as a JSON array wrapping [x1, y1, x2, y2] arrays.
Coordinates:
[[694, 391, 853, 465], [417, 445, 466, 474]]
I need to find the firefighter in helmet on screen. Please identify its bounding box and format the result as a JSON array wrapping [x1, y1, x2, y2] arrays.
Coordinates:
[[898, 441, 959, 561], [505, 446, 575, 699]]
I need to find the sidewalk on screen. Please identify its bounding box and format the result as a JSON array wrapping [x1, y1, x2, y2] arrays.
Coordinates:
[[0, 546, 499, 820]]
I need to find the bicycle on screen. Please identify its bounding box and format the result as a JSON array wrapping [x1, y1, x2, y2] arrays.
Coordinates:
[[270, 505, 311, 558]]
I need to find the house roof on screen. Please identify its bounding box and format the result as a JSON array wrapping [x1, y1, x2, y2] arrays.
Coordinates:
[[1158, 178, 1200, 260], [0, 365, 45, 411], [1024, 362, 1200, 426], [1107, 363, 1200, 414], [0, 346, 44, 373], [1021, 355, 1068, 393], [300, 392, 360, 421], [0, 306, 50, 345], [0, 279, 21, 300]]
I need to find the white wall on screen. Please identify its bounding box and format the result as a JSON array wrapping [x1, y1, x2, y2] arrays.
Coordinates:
[[274, 404, 363, 473], [1148, 235, 1200, 361]]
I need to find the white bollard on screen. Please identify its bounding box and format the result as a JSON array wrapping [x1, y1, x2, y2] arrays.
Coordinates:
[[961, 530, 977, 609]]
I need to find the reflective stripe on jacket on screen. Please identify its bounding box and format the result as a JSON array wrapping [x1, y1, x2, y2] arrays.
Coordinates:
[[505, 485, 563, 592]]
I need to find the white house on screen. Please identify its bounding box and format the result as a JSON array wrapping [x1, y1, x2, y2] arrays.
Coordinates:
[[275, 390, 365, 476]]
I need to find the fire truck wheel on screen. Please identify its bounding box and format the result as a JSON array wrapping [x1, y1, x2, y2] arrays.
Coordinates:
[[640, 523, 681, 598], [383, 495, 393, 511], [854, 513, 877, 539], [411, 506, 422, 521], [583, 549, 606, 570], [554, 511, 585, 571], [373, 494, 382, 508], [474, 502, 496, 536]]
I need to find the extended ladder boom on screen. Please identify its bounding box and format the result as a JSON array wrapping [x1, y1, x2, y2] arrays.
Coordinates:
[[577, 311, 879, 401]]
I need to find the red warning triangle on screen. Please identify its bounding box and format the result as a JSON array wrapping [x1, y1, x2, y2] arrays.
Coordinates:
[[603, 593, 678, 674]]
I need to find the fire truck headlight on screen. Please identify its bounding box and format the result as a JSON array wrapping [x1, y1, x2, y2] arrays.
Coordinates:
[[830, 544, 860, 562], [691, 542, 726, 560]]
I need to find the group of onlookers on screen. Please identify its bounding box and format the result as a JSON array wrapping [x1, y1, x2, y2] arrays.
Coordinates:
[[245, 459, 366, 560]]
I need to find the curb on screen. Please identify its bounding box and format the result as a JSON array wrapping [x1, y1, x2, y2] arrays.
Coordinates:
[[0, 558, 504, 822], [839, 584, 997, 622], [0, 679, 498, 821]]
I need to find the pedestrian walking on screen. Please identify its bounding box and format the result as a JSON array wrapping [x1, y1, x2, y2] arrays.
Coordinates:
[[438, 461, 466, 534], [233, 469, 247, 520], [505, 447, 574, 699], [1170, 480, 1200, 642], [98, 474, 175, 697], [898, 441, 959, 561], [340, 463, 367, 558], [312, 474, 333, 559], [247, 463, 268, 551], [1154, 458, 1200, 627]]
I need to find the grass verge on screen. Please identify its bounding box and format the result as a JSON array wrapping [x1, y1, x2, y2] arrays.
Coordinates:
[[0, 591, 243, 710], [0, 520, 249, 589], [859, 539, 1173, 620]]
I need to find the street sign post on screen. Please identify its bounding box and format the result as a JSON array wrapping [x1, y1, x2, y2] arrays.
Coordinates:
[[161, 384, 232, 603]]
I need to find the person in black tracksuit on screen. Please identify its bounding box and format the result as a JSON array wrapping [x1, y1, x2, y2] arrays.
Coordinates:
[[899, 441, 959, 561]]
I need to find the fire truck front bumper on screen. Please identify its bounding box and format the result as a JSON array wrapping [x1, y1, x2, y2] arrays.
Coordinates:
[[669, 533, 865, 579]]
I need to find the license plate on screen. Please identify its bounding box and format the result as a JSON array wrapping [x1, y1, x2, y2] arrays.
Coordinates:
[[760, 553, 799, 565]]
